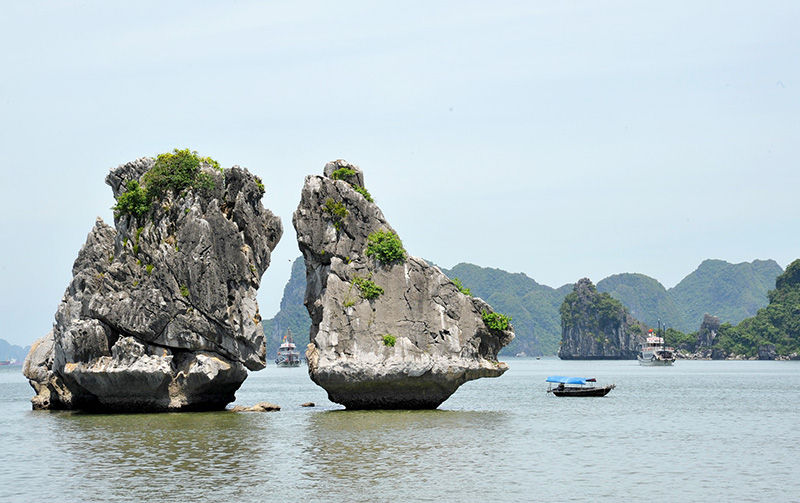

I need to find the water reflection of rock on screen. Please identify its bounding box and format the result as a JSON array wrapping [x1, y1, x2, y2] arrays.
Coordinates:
[[51, 412, 276, 500], [301, 410, 511, 498]]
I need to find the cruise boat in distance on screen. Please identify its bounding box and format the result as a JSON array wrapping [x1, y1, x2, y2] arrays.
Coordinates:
[[638, 326, 676, 366], [275, 329, 302, 367]]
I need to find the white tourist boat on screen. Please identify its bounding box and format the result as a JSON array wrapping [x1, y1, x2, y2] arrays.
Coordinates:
[[638, 329, 676, 366], [275, 329, 302, 367]]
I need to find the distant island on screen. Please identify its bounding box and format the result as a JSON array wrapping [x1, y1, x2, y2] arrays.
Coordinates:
[[558, 277, 641, 360], [262, 256, 793, 359], [556, 262, 800, 360], [0, 339, 30, 363], [669, 259, 800, 359]]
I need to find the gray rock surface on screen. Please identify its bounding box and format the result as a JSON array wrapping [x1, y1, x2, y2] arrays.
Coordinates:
[[698, 313, 720, 347], [24, 156, 282, 412], [757, 344, 777, 360], [293, 160, 514, 409], [558, 278, 643, 359]]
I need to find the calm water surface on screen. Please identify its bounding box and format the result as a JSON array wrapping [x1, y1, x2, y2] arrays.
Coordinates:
[[2, 359, 798, 502]]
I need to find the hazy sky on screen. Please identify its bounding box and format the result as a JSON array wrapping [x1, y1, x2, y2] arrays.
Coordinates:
[[1, 1, 798, 347]]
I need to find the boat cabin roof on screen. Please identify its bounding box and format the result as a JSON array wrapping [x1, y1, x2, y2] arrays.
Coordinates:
[[546, 376, 597, 385]]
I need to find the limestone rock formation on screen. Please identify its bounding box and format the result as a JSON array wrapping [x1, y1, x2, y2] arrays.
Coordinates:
[[757, 344, 777, 360], [293, 160, 514, 409], [558, 278, 643, 359], [24, 154, 282, 412], [698, 314, 721, 348]]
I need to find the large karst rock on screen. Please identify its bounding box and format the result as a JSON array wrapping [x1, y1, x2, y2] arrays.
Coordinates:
[[24, 154, 282, 412], [293, 160, 514, 409], [558, 278, 644, 359]]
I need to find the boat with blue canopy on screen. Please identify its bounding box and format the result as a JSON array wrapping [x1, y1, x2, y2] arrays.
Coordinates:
[[546, 375, 615, 397]]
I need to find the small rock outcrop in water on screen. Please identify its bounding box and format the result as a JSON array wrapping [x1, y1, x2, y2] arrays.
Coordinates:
[[24, 152, 282, 412], [293, 160, 514, 409], [558, 278, 643, 359], [230, 402, 281, 412]]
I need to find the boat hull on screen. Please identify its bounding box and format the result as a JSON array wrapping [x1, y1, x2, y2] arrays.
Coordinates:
[[638, 356, 675, 366], [550, 385, 615, 397]]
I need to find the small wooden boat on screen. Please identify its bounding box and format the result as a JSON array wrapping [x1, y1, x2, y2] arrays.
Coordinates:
[[546, 376, 615, 397]]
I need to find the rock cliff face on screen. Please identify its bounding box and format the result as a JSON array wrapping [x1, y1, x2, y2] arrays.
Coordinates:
[[558, 278, 643, 359], [24, 155, 282, 412], [698, 314, 720, 347], [293, 160, 513, 409]]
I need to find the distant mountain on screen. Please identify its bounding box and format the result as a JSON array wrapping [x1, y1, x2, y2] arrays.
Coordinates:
[[261, 257, 784, 358], [261, 257, 311, 359], [668, 259, 783, 333], [714, 259, 800, 358], [261, 258, 567, 358], [597, 273, 684, 330], [0, 339, 31, 363], [441, 263, 566, 357], [594, 260, 782, 334]]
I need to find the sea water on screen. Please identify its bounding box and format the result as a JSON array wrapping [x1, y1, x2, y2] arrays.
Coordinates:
[[1, 359, 798, 503]]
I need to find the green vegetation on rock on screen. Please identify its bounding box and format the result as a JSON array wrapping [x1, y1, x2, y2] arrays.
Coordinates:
[[330, 167, 374, 202], [322, 198, 349, 231], [453, 278, 471, 296], [382, 334, 397, 347], [482, 310, 512, 331], [330, 168, 356, 180], [352, 184, 373, 202], [112, 148, 222, 221], [352, 275, 384, 300], [365, 229, 406, 265], [133, 226, 144, 255], [143, 148, 220, 200], [113, 180, 150, 220]]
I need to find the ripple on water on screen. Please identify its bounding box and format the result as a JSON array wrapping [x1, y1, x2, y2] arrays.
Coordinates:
[[2, 360, 800, 502]]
